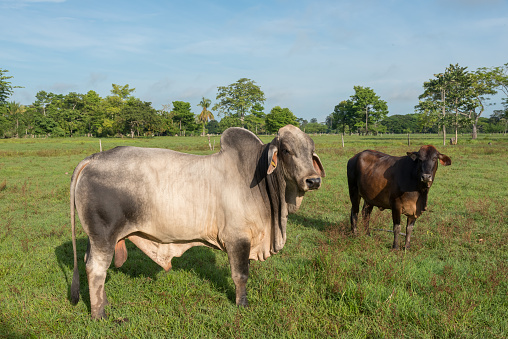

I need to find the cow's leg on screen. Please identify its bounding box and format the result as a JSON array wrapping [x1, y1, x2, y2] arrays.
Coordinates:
[[391, 209, 402, 250], [361, 202, 374, 236], [85, 241, 114, 320], [349, 186, 360, 236], [404, 216, 416, 250], [227, 239, 251, 307]]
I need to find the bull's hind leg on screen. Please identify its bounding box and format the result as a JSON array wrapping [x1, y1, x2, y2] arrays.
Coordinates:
[[227, 239, 251, 307], [404, 216, 416, 250], [85, 240, 114, 320], [361, 203, 374, 236]]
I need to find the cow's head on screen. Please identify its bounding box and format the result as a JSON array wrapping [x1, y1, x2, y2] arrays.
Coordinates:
[[267, 125, 325, 195], [407, 145, 451, 188]]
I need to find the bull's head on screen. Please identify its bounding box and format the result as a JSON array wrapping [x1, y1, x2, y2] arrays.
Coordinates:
[[267, 125, 325, 198], [407, 145, 451, 188]]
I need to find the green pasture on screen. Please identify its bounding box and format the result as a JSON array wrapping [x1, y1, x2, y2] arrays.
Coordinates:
[[0, 133, 507, 338]]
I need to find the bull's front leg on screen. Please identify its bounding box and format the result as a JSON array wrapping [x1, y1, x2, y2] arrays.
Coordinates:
[[227, 239, 251, 307], [405, 216, 416, 250], [391, 209, 402, 250]]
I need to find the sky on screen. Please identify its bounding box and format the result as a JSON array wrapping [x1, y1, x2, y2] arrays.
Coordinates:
[[1, 0, 507, 122]]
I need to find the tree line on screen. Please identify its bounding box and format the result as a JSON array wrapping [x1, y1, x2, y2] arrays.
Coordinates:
[[1, 64, 507, 139], [329, 63, 508, 141], [0, 73, 300, 138]]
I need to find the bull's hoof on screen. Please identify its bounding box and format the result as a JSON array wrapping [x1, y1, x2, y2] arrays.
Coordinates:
[[91, 308, 108, 320], [92, 313, 107, 320], [236, 296, 249, 307]]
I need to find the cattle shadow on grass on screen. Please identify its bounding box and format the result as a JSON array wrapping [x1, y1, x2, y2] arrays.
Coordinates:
[[171, 246, 235, 302], [55, 238, 235, 312], [289, 214, 330, 231]]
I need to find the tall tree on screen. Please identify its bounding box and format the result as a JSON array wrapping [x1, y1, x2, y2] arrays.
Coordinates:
[[171, 101, 197, 135], [265, 106, 298, 133], [82, 90, 102, 136], [111, 84, 136, 101], [7, 101, 25, 138], [489, 63, 508, 135], [121, 98, 158, 137], [331, 99, 355, 134], [197, 97, 214, 136], [0, 69, 23, 104], [462, 67, 499, 139], [60, 92, 85, 136], [418, 64, 475, 145], [492, 108, 508, 135], [415, 99, 441, 133], [490, 63, 508, 98], [213, 78, 265, 123], [420, 70, 452, 145], [219, 116, 242, 132], [443, 64, 471, 143], [34, 90, 53, 116], [245, 103, 266, 134], [350, 86, 388, 135]]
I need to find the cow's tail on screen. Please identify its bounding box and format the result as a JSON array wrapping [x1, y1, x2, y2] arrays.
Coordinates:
[[70, 159, 90, 305]]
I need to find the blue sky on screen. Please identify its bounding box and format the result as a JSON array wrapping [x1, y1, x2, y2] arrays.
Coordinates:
[[1, 0, 507, 122]]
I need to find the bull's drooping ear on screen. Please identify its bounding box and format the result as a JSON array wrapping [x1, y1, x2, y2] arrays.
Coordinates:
[[438, 153, 452, 166], [312, 153, 325, 177], [407, 152, 418, 161], [267, 144, 278, 174]]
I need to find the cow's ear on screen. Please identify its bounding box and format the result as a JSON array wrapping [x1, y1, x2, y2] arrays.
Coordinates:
[[267, 145, 278, 174], [312, 153, 325, 177], [407, 152, 418, 161], [438, 153, 451, 166]]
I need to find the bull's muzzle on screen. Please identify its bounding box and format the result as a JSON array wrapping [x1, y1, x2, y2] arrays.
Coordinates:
[[305, 177, 321, 190]]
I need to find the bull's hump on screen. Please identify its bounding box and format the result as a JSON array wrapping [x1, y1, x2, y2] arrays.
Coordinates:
[[220, 127, 264, 153]]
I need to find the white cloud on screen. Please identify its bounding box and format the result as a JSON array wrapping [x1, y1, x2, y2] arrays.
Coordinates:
[[50, 82, 76, 93], [86, 72, 108, 87], [0, 0, 65, 9]]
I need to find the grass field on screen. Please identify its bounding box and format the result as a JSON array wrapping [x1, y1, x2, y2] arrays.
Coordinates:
[[0, 133, 507, 338]]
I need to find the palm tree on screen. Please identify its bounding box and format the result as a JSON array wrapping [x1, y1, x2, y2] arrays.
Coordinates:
[[197, 97, 214, 136]]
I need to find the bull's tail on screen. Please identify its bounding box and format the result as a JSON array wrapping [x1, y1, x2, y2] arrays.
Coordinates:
[[70, 160, 90, 305]]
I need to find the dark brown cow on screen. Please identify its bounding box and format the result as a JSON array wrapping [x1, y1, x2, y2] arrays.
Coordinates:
[[347, 145, 451, 249]]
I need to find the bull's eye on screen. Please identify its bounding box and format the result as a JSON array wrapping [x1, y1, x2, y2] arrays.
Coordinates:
[[282, 148, 290, 155]]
